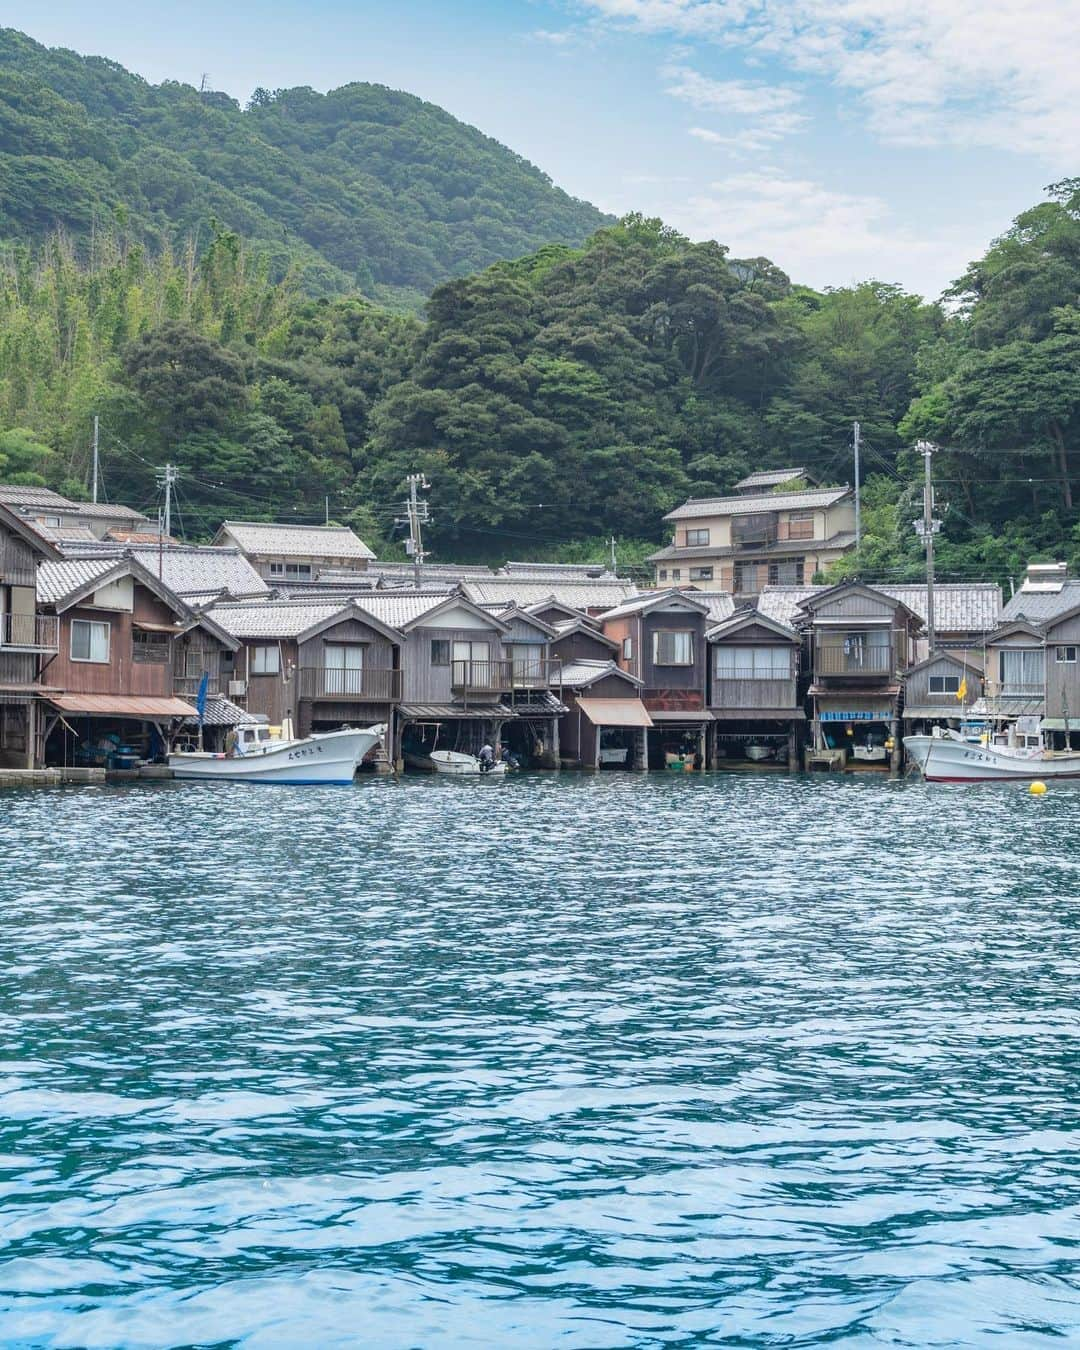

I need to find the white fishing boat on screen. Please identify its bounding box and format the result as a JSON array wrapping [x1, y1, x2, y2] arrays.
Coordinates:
[[428, 749, 508, 776], [169, 723, 385, 785], [744, 743, 774, 762], [904, 728, 1080, 783]]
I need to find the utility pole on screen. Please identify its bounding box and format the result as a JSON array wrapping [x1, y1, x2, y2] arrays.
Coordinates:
[[914, 441, 942, 653], [325, 495, 330, 526], [91, 415, 100, 504], [155, 463, 178, 541], [609, 535, 617, 573], [852, 419, 861, 555], [397, 474, 430, 588]]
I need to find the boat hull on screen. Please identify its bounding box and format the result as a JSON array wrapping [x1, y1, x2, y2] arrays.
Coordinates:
[[906, 733, 1080, 783], [429, 750, 508, 776], [168, 725, 384, 785]]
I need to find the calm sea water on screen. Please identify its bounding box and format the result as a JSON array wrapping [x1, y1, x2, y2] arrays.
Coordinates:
[[1, 773, 1078, 1348]]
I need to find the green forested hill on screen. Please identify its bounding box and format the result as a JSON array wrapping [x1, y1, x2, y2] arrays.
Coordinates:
[[0, 27, 609, 307]]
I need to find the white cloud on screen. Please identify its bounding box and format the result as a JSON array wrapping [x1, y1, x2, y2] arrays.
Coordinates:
[[659, 170, 977, 295], [530, 28, 575, 44], [663, 63, 807, 147], [580, 0, 1080, 160]]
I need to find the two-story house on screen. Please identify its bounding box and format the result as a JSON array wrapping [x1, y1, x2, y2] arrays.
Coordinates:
[[213, 521, 376, 583], [36, 556, 237, 767], [795, 580, 922, 773], [705, 607, 803, 769], [0, 501, 61, 769], [598, 590, 712, 768], [649, 483, 856, 596], [204, 598, 403, 757], [549, 615, 650, 770]]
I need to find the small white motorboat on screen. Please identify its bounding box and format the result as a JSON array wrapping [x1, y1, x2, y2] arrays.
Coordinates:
[[744, 743, 774, 762], [429, 749, 508, 777], [169, 723, 385, 785], [905, 728, 1080, 783]]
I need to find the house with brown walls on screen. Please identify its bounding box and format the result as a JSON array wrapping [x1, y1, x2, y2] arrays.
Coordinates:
[[0, 501, 61, 768], [35, 556, 238, 766], [598, 590, 712, 768], [706, 607, 804, 769]]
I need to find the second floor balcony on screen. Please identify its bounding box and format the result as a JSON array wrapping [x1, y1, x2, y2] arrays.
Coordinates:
[[452, 659, 512, 695], [0, 612, 58, 652], [299, 666, 403, 701], [815, 634, 895, 678], [173, 672, 223, 699], [510, 656, 562, 690]]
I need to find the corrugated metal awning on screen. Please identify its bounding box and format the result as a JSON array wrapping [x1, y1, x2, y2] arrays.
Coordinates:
[[398, 703, 517, 720], [647, 709, 715, 722], [577, 697, 653, 728], [46, 694, 196, 718], [709, 708, 805, 720]]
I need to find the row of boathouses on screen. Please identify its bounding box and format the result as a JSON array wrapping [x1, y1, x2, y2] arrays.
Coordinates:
[[3, 485, 1080, 777]]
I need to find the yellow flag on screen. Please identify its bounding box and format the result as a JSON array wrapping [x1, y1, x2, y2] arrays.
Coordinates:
[[956, 677, 968, 703]]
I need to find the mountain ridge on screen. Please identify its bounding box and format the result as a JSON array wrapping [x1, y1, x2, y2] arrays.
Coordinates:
[[0, 27, 611, 307]]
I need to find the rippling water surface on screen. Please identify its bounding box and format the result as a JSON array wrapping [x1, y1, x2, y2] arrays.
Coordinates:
[[1, 773, 1079, 1347]]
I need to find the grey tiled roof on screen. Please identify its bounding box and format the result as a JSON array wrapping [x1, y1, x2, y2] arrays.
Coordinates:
[[664, 487, 850, 521], [686, 591, 737, 622], [181, 695, 260, 726], [36, 557, 121, 604], [218, 520, 375, 560], [461, 577, 639, 610], [71, 501, 151, 521], [733, 468, 809, 491], [756, 583, 1002, 633], [1001, 579, 1080, 623], [595, 590, 709, 621], [206, 601, 352, 638], [0, 484, 75, 508], [127, 547, 271, 598], [353, 592, 479, 629], [558, 658, 642, 688]]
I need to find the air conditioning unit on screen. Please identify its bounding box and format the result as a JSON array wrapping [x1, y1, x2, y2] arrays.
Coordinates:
[[228, 679, 247, 697]]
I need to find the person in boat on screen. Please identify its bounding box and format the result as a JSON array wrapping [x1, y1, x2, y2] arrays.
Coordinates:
[[478, 742, 495, 773]]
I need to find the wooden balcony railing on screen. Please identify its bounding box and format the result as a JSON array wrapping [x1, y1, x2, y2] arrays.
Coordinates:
[[511, 657, 562, 689], [451, 659, 512, 694], [173, 673, 222, 698], [815, 640, 895, 677], [299, 666, 402, 700], [711, 676, 798, 709], [0, 612, 58, 651]]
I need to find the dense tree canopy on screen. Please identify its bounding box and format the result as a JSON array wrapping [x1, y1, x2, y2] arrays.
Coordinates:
[[2, 168, 1078, 583], [0, 26, 609, 309]]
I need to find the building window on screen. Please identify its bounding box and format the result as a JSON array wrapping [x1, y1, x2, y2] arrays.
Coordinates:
[[788, 512, 814, 541], [768, 559, 804, 586], [1056, 646, 1077, 663], [268, 562, 313, 580], [70, 619, 110, 663], [999, 648, 1044, 691], [622, 636, 633, 661], [325, 643, 364, 694], [658, 569, 668, 581], [132, 630, 170, 664], [929, 674, 961, 694], [653, 631, 694, 666], [251, 645, 280, 675], [689, 566, 714, 582], [715, 645, 790, 677], [671, 568, 681, 581], [431, 638, 450, 666], [511, 643, 545, 682], [221, 649, 236, 675], [685, 528, 710, 547]]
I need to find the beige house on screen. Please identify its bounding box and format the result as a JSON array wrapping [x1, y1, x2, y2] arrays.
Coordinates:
[[649, 481, 856, 596], [213, 520, 375, 583]]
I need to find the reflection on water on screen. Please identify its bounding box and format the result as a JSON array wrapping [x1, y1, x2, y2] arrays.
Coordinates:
[[1, 774, 1079, 1347]]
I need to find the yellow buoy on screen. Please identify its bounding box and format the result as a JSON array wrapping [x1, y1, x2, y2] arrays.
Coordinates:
[[1030, 781, 1047, 795]]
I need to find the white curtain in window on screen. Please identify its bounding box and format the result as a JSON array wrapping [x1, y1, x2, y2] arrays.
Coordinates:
[[325, 644, 364, 694], [1000, 648, 1044, 689], [716, 645, 789, 677]]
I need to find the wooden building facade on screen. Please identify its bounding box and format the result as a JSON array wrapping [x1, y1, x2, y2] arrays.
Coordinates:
[[0, 502, 60, 768], [705, 608, 803, 769]]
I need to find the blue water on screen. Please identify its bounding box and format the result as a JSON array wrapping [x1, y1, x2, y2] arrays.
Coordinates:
[[1, 773, 1078, 1348]]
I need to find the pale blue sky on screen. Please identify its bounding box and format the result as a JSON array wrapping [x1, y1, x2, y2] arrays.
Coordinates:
[[12, 0, 1075, 297]]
